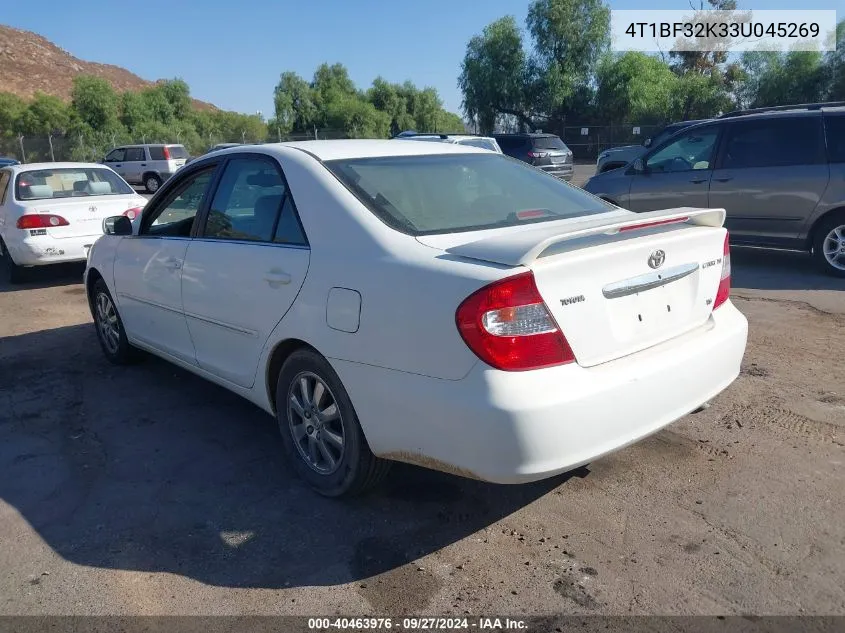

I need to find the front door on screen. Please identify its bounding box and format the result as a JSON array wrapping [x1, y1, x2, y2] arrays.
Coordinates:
[[627, 123, 722, 213], [104, 148, 127, 180], [112, 167, 216, 364], [181, 155, 310, 388]]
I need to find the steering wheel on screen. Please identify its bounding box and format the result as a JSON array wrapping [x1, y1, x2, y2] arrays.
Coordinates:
[[669, 155, 693, 171]]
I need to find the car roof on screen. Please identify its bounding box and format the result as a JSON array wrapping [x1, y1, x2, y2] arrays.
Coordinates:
[[257, 139, 492, 161]]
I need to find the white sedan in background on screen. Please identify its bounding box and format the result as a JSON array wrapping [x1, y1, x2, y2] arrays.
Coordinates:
[[83, 140, 748, 497], [0, 162, 147, 283]]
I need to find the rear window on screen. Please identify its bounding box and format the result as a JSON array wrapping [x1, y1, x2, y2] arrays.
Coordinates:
[[15, 168, 133, 200], [326, 153, 613, 235], [532, 136, 568, 151]]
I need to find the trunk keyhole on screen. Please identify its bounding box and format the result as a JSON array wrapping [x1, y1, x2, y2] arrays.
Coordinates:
[[637, 314, 643, 322], [667, 305, 672, 312]]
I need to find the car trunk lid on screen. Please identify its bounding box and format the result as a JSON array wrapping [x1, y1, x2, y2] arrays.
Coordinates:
[[420, 207, 728, 367]]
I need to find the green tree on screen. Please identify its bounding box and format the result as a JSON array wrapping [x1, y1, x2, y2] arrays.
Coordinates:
[[271, 71, 317, 134], [71, 75, 120, 131], [458, 16, 530, 132], [159, 79, 192, 119], [596, 53, 678, 123]]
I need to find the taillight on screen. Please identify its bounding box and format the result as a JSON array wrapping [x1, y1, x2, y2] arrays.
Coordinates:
[[714, 232, 731, 309], [16, 214, 69, 229], [123, 206, 144, 220], [162, 146, 171, 159], [456, 271, 575, 371]]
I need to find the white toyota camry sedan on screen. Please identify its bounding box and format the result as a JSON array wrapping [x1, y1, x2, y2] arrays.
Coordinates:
[[83, 140, 748, 497], [0, 162, 148, 283]]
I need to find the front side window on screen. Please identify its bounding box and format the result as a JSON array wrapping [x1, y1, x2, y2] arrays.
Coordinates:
[[105, 148, 126, 162], [646, 126, 719, 173], [722, 117, 825, 169], [142, 168, 214, 237], [326, 153, 613, 235], [15, 168, 134, 200], [202, 157, 305, 244]]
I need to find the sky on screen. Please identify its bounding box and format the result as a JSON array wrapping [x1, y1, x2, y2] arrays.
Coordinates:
[[2, 0, 841, 119]]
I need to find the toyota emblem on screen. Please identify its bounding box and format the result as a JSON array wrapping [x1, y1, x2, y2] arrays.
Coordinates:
[[88, 205, 97, 214], [648, 249, 666, 269]]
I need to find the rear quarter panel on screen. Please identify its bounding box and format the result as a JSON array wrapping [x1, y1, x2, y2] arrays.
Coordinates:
[[800, 162, 845, 244]]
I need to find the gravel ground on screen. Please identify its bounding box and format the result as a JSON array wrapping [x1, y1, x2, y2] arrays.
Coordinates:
[[0, 202, 843, 616]]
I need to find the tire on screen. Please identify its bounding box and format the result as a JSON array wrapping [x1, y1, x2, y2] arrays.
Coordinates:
[[0, 237, 26, 284], [275, 349, 391, 497], [91, 278, 140, 364], [144, 174, 162, 194], [812, 212, 845, 278]]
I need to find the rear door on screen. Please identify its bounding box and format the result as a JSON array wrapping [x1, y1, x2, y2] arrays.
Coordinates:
[[181, 154, 310, 388], [709, 115, 829, 245], [627, 123, 722, 213]]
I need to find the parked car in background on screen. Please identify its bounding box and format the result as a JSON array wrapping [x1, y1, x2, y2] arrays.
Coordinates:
[[101, 143, 190, 193], [84, 140, 746, 497], [492, 133, 574, 181], [0, 157, 20, 167], [584, 102, 845, 277], [0, 162, 147, 283], [596, 119, 711, 174], [394, 133, 502, 153]]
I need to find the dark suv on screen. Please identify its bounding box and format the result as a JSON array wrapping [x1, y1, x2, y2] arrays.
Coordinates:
[[493, 133, 574, 181], [584, 102, 845, 277]]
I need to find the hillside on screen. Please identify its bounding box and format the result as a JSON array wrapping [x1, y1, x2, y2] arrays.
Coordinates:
[[0, 25, 215, 110]]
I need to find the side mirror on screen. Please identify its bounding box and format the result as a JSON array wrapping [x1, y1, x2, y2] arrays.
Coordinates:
[[103, 215, 133, 236], [643, 138, 652, 148], [632, 158, 646, 173]]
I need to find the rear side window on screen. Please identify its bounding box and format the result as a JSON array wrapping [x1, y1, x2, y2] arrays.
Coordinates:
[[148, 146, 166, 160], [825, 115, 845, 163], [495, 137, 526, 152], [202, 157, 306, 244], [326, 153, 613, 235], [722, 116, 826, 169], [125, 147, 145, 161], [532, 136, 567, 151]]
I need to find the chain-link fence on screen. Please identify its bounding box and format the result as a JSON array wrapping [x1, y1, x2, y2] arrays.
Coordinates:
[[2, 124, 664, 164], [0, 128, 351, 164], [558, 124, 664, 161]]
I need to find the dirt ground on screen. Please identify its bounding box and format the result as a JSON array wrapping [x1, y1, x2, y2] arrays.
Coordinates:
[[0, 242, 843, 616]]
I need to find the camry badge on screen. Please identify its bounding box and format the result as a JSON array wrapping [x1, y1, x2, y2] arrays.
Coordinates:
[[648, 249, 665, 269]]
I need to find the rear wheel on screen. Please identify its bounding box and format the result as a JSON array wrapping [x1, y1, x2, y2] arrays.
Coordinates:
[[0, 237, 26, 284], [144, 174, 162, 194], [275, 349, 391, 497], [812, 213, 845, 278], [91, 278, 140, 364]]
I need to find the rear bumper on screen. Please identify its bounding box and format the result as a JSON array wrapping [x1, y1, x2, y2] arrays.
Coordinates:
[[333, 301, 748, 484], [539, 164, 574, 181], [5, 231, 97, 266]]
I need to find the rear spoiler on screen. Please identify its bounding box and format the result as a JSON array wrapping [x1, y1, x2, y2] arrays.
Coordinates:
[[446, 207, 726, 267]]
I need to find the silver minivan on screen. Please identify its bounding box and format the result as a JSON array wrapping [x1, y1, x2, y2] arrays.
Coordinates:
[[584, 103, 845, 277], [102, 144, 190, 193]]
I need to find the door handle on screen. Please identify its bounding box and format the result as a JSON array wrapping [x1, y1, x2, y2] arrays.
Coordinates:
[[714, 176, 733, 182], [141, 163, 147, 166], [163, 258, 182, 270], [689, 177, 708, 184], [264, 270, 291, 287]]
